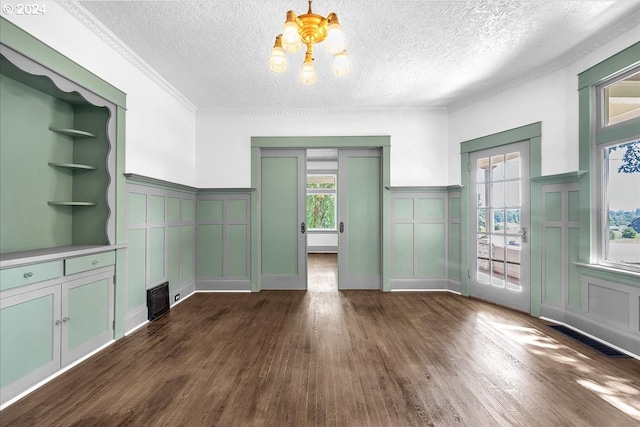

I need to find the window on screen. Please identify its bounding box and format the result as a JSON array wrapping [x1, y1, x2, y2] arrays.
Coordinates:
[[600, 139, 640, 270], [306, 175, 336, 230], [600, 70, 640, 127]]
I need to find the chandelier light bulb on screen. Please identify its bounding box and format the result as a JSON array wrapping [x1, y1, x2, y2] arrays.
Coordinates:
[[269, 35, 287, 73], [325, 21, 344, 55], [300, 58, 317, 85], [332, 50, 349, 76], [281, 12, 302, 53]]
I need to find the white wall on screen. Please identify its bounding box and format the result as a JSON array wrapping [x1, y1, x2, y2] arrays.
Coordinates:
[[196, 110, 449, 188], [5, 1, 197, 186], [448, 24, 640, 184]]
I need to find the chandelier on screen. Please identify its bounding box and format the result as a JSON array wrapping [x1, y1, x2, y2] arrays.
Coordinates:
[[268, 1, 349, 85]]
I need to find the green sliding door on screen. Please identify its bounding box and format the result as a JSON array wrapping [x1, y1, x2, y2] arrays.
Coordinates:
[[261, 150, 307, 289], [338, 149, 381, 289]]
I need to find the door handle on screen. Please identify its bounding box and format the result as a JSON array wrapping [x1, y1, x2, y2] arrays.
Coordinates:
[[340, 222, 344, 233], [301, 222, 306, 234], [518, 227, 527, 243]]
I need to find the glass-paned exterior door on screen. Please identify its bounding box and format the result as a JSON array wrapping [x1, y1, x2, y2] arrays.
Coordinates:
[[470, 141, 530, 312]]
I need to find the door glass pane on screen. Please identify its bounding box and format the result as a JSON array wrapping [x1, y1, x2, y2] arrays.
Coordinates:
[[490, 155, 505, 180], [505, 152, 521, 179], [477, 209, 487, 232], [477, 158, 489, 182], [492, 208, 505, 232], [477, 234, 490, 284], [476, 184, 487, 207], [491, 182, 505, 207], [506, 181, 520, 207], [490, 235, 506, 288]]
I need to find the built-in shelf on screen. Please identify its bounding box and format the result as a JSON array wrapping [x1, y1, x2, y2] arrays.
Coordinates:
[[47, 202, 97, 206], [48, 162, 96, 171], [48, 127, 96, 138]]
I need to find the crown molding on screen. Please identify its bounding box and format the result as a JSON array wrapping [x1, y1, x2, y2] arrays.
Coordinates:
[[449, 7, 640, 112], [59, 1, 197, 114], [196, 107, 448, 117]]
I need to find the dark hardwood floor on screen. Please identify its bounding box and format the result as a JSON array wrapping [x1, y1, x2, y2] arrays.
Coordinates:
[[2, 254, 639, 426]]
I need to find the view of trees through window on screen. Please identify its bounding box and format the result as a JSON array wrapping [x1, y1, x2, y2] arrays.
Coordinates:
[[306, 176, 336, 230], [605, 139, 640, 267]]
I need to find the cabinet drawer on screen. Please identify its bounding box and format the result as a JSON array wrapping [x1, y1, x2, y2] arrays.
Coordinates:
[[0, 261, 63, 292], [65, 251, 115, 276]]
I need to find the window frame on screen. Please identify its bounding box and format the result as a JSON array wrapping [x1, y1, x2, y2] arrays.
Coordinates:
[[306, 174, 337, 231], [592, 63, 640, 273]]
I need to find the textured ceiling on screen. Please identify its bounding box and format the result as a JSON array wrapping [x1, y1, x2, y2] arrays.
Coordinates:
[[74, 0, 640, 112]]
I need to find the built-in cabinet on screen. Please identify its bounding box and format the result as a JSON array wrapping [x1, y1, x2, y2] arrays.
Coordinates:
[[0, 18, 126, 407], [1, 251, 115, 404]]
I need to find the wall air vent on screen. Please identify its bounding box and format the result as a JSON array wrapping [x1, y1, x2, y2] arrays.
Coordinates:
[[147, 281, 170, 321]]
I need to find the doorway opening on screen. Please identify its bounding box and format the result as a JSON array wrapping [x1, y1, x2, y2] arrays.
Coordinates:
[[307, 253, 338, 292]]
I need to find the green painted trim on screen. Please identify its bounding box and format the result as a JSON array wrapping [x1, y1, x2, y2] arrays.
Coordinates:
[[113, 248, 125, 339], [252, 135, 390, 148], [250, 147, 260, 292], [124, 173, 197, 194], [578, 87, 594, 265], [460, 122, 541, 154], [386, 186, 450, 193], [459, 153, 470, 296], [531, 171, 586, 184], [197, 188, 254, 194], [574, 262, 640, 289], [447, 185, 463, 192], [382, 146, 391, 292], [529, 136, 543, 317], [0, 17, 126, 107], [596, 119, 640, 145], [578, 42, 640, 89]]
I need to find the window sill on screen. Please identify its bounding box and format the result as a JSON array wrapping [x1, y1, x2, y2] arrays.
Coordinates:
[[307, 229, 337, 234], [574, 262, 640, 288]]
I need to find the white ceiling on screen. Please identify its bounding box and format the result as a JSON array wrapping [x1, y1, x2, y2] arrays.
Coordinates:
[[74, 0, 640, 112]]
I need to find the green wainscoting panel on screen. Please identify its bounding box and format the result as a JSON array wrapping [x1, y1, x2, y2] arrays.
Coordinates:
[[0, 74, 73, 253], [394, 199, 414, 220], [0, 295, 54, 388], [261, 157, 299, 275], [544, 192, 562, 222], [128, 193, 147, 225], [167, 197, 180, 223], [417, 198, 445, 220], [449, 223, 461, 281], [418, 223, 446, 277], [197, 200, 223, 222], [228, 224, 248, 277], [449, 198, 461, 221], [67, 278, 109, 351], [348, 157, 380, 275], [167, 226, 180, 293], [227, 200, 248, 221], [149, 227, 165, 284], [544, 227, 562, 304], [197, 224, 223, 278], [393, 224, 414, 277], [568, 191, 579, 222], [149, 195, 165, 224], [127, 229, 146, 310], [182, 199, 194, 222], [568, 228, 581, 310], [181, 225, 195, 283]]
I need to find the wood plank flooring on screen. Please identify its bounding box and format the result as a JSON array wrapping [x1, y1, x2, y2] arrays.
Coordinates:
[[2, 254, 640, 426]]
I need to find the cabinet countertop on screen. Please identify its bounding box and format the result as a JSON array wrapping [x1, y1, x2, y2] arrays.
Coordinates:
[[0, 244, 126, 269]]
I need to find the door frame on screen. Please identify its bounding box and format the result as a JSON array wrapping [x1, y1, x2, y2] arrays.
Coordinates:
[[460, 123, 543, 316], [251, 136, 391, 292]]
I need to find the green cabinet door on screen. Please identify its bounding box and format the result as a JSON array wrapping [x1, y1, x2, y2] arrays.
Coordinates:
[[1, 285, 61, 405], [260, 150, 307, 290], [338, 150, 381, 289], [62, 270, 114, 366]]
